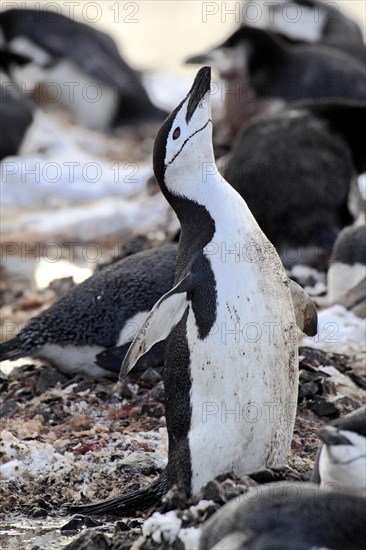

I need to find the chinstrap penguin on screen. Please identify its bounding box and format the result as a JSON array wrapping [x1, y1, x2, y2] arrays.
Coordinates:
[[0, 246, 177, 378], [200, 408, 366, 548], [187, 27, 366, 142], [187, 26, 366, 103], [0, 8, 167, 131], [71, 66, 317, 516], [243, 0, 365, 63], [222, 102, 366, 260], [327, 225, 366, 317], [199, 480, 366, 549], [312, 405, 366, 498]]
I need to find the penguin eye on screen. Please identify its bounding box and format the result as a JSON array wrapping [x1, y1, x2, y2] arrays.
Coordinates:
[[173, 127, 181, 140]]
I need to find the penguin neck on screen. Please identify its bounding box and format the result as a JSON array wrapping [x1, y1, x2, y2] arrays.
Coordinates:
[[163, 167, 260, 276], [171, 194, 216, 277]]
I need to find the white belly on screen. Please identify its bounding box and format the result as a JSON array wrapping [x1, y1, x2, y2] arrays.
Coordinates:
[[188, 232, 298, 494]]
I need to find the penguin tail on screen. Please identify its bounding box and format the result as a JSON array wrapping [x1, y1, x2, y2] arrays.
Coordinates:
[[69, 472, 170, 516], [0, 338, 26, 362]]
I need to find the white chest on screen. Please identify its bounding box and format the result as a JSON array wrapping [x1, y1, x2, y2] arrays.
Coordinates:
[[186, 221, 298, 494]]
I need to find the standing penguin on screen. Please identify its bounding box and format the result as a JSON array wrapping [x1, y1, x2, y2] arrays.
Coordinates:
[[73, 67, 317, 515]]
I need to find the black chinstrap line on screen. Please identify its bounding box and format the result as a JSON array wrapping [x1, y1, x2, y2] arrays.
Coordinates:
[[166, 119, 212, 169]]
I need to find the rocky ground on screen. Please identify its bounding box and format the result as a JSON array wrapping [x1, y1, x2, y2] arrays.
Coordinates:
[[0, 267, 365, 549]]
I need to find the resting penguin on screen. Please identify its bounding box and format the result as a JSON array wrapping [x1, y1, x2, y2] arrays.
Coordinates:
[[199, 481, 366, 549], [327, 225, 366, 317], [200, 408, 366, 549], [222, 102, 366, 259], [0, 8, 166, 131], [72, 66, 317, 515], [312, 405, 366, 498], [0, 246, 177, 378]]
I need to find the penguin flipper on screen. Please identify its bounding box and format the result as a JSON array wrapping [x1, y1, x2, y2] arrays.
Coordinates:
[[119, 272, 195, 380], [96, 342, 165, 375], [288, 279, 318, 336]]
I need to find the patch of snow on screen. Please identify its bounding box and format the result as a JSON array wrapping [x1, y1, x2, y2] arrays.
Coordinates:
[[288, 265, 327, 296], [178, 526, 202, 549], [35, 259, 92, 288], [189, 499, 216, 519], [302, 305, 366, 356], [143, 510, 182, 544], [1, 192, 178, 242]]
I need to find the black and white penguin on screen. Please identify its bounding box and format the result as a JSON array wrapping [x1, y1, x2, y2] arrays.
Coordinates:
[[0, 48, 34, 160], [327, 225, 366, 317], [0, 8, 166, 131], [187, 27, 366, 142], [199, 481, 366, 549], [200, 408, 366, 548], [312, 406, 366, 498], [222, 102, 366, 259], [187, 26, 366, 103], [0, 245, 177, 378], [72, 66, 317, 515], [244, 0, 365, 62]]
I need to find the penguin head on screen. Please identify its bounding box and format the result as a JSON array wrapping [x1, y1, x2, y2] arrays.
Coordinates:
[[318, 407, 366, 497], [153, 66, 214, 203]]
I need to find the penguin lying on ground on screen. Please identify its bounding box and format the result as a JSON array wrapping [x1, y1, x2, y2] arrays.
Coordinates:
[[199, 407, 366, 549], [71, 66, 317, 516], [0, 48, 34, 160], [244, 0, 365, 62], [187, 27, 366, 142], [327, 225, 366, 317], [312, 405, 366, 497], [0, 8, 166, 131], [222, 102, 366, 261], [0, 246, 177, 378]]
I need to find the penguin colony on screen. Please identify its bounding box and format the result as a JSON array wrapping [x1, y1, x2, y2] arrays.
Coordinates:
[[0, 1, 365, 545]]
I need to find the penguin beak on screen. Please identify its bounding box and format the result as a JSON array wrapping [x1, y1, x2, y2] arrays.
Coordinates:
[[186, 66, 211, 123], [319, 427, 352, 446], [186, 52, 211, 65]]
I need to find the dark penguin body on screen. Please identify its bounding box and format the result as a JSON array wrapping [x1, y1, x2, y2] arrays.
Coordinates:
[[244, 0, 365, 63], [201, 407, 366, 548], [189, 26, 366, 102], [0, 9, 166, 130], [328, 225, 366, 316], [223, 102, 366, 257], [312, 406, 366, 497], [0, 49, 33, 160], [199, 481, 366, 550], [0, 86, 33, 160], [187, 27, 366, 142], [72, 67, 317, 516], [0, 246, 177, 377]]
